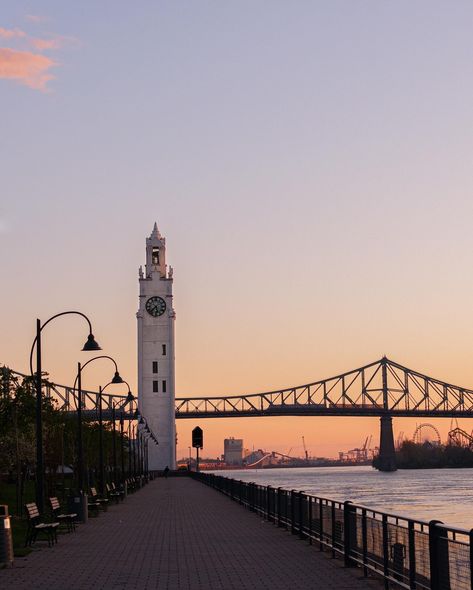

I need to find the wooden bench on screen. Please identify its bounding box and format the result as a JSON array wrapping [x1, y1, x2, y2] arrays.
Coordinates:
[[111, 482, 125, 500], [49, 497, 77, 533], [106, 483, 121, 504], [126, 477, 137, 493], [90, 487, 109, 511], [25, 503, 59, 547], [87, 489, 102, 516]]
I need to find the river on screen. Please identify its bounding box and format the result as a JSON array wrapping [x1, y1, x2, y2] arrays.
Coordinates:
[[215, 466, 473, 529]]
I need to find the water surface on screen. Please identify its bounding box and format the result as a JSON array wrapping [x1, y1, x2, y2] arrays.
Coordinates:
[[215, 466, 473, 529]]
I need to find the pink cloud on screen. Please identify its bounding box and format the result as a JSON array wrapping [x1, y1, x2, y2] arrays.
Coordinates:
[[0, 27, 27, 39], [0, 47, 57, 90]]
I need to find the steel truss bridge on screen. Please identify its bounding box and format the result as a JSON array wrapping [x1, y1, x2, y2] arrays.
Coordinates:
[[6, 357, 473, 471], [175, 357, 473, 419], [5, 357, 473, 420]]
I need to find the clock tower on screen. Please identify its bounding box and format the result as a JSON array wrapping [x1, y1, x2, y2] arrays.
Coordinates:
[[137, 222, 176, 470]]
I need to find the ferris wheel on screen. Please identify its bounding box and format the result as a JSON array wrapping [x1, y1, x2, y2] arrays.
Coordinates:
[[412, 423, 441, 445]]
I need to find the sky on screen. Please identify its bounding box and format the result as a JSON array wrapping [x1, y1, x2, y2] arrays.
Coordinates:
[[2, 2, 473, 459]]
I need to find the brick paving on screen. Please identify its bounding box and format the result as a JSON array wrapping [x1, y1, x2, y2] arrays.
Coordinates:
[[2, 478, 382, 589]]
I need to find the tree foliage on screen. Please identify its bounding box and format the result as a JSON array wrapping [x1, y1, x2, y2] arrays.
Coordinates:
[[0, 366, 129, 514], [396, 440, 473, 469]]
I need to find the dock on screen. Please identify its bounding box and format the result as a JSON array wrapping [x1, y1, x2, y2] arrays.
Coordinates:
[[2, 477, 382, 589]]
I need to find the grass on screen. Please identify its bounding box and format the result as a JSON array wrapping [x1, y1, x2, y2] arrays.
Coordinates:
[[1, 476, 103, 556], [0, 480, 36, 556]]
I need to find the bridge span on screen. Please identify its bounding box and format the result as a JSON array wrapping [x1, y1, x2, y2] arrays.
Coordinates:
[[175, 357, 473, 419], [6, 357, 473, 472]]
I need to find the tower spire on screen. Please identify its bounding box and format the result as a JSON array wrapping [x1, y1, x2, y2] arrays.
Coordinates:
[[151, 222, 161, 240], [145, 222, 166, 278]]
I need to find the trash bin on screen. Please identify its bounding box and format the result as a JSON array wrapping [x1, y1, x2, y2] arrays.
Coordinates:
[[0, 505, 14, 568], [68, 493, 88, 524]]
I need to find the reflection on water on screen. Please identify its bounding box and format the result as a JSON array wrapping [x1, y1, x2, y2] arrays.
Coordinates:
[[216, 466, 473, 529]]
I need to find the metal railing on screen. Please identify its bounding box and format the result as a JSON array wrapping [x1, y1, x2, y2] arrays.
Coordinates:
[[192, 472, 473, 590]]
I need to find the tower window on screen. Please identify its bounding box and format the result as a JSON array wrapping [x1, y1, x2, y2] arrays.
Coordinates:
[[162, 344, 166, 356], [152, 361, 158, 374], [153, 380, 159, 393], [152, 247, 160, 265], [162, 380, 167, 393]]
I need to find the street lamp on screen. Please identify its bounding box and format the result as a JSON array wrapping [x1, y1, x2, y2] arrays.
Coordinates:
[[101, 383, 134, 488], [125, 403, 158, 481], [119, 389, 134, 486], [29, 311, 101, 513], [72, 355, 123, 494], [127, 399, 137, 478], [135, 413, 158, 479], [139, 426, 151, 480]]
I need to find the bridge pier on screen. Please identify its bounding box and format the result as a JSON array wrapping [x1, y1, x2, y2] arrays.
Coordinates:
[[377, 415, 397, 472]]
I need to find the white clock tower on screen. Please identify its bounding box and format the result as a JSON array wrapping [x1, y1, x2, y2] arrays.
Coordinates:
[[137, 222, 176, 470]]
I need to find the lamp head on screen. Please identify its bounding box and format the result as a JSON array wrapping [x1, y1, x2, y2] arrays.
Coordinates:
[[82, 334, 102, 351], [125, 390, 135, 403], [139, 417, 145, 425], [111, 371, 124, 384]]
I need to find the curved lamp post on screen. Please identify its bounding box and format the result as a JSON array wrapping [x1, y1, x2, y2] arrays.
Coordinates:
[[119, 397, 135, 486], [135, 411, 158, 480], [125, 403, 158, 481], [72, 355, 123, 494], [101, 382, 134, 491], [29, 311, 101, 513]]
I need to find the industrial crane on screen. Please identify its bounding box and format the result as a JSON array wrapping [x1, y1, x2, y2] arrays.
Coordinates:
[[302, 436, 309, 461]]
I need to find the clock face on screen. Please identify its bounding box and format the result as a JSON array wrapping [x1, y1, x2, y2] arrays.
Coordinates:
[[145, 296, 166, 317]]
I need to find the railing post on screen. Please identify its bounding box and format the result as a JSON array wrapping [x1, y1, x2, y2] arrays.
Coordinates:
[[308, 496, 313, 545], [291, 490, 296, 535], [362, 508, 368, 577], [429, 520, 449, 590], [299, 492, 305, 539], [267, 486, 272, 522], [277, 487, 282, 527], [408, 521, 416, 589], [429, 520, 442, 590], [344, 501, 355, 567], [331, 502, 336, 558], [285, 490, 289, 530], [469, 529, 473, 590], [319, 500, 324, 551], [382, 514, 389, 589]]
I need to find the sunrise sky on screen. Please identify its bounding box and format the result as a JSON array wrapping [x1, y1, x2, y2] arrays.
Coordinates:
[[2, 2, 473, 459]]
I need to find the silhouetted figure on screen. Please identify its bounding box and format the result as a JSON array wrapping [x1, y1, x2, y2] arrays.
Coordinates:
[[163, 466, 170, 479]]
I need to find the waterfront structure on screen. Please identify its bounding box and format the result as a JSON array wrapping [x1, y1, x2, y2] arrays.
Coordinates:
[[224, 437, 243, 465], [137, 223, 176, 470], [20, 354, 473, 474]]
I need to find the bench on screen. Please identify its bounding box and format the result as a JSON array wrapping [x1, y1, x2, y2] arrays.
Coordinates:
[[126, 477, 137, 493], [25, 503, 59, 547], [111, 482, 125, 500], [106, 483, 121, 504], [49, 497, 77, 533], [90, 487, 109, 511]]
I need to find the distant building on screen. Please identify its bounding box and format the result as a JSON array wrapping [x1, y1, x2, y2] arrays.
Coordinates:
[[224, 438, 243, 465]]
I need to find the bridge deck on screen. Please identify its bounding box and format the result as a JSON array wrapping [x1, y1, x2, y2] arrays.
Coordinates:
[[3, 477, 382, 589]]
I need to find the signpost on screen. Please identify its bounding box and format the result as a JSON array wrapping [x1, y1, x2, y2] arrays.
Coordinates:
[[192, 427, 203, 472]]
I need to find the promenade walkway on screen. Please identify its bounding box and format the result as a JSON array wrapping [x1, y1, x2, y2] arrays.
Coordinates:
[[2, 478, 382, 589]]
